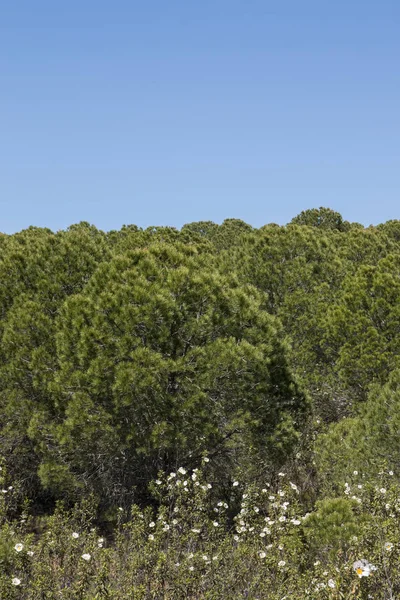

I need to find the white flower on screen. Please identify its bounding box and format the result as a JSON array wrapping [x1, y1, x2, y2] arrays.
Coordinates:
[[254, 507, 259, 513], [260, 532, 265, 537], [14, 543, 24, 552], [278, 516, 286, 522], [385, 542, 394, 551], [72, 532, 79, 539], [27, 550, 34, 556], [202, 555, 209, 561], [291, 519, 301, 525], [149, 521, 155, 528], [81, 553, 91, 561], [259, 551, 266, 558], [278, 472, 285, 477], [278, 560, 286, 567], [389, 471, 394, 476], [233, 481, 239, 486], [192, 473, 197, 481], [178, 467, 186, 475], [278, 491, 285, 497], [268, 496, 275, 501], [203, 457, 210, 463], [380, 488, 386, 494], [148, 534, 154, 541], [353, 471, 358, 476], [213, 521, 219, 527], [207, 483, 212, 489], [233, 535, 240, 541], [12, 577, 21, 586], [118, 507, 123, 511], [191, 528, 200, 533], [353, 559, 376, 578], [155, 480, 162, 485], [163, 524, 170, 531], [189, 566, 194, 571]]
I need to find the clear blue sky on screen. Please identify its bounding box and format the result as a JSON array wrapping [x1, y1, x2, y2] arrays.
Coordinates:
[[1, 1, 399, 234]]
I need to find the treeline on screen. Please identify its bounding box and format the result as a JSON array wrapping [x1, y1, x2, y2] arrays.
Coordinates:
[[1, 207, 400, 513]]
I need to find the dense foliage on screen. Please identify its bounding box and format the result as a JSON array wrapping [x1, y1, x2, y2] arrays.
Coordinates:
[[0, 207, 399, 598]]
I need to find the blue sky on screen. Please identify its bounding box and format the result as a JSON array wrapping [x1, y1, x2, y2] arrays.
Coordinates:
[[1, 1, 399, 234]]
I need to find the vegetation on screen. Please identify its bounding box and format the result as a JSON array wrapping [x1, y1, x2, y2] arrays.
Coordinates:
[[0, 207, 399, 598]]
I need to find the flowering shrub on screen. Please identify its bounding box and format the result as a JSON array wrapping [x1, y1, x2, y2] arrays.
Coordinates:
[[0, 459, 399, 598]]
